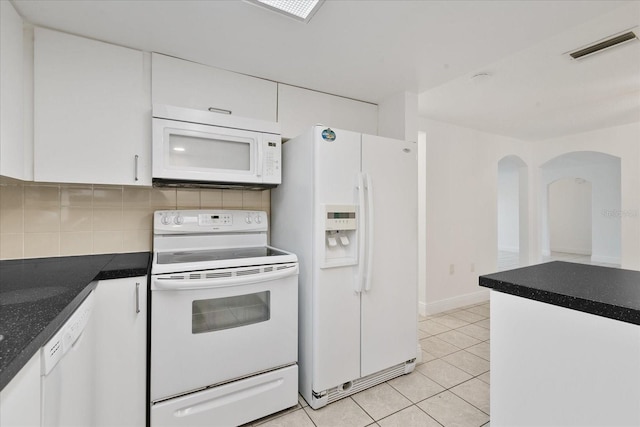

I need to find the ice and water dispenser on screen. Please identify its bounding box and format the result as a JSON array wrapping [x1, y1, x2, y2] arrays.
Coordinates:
[[322, 205, 358, 268]]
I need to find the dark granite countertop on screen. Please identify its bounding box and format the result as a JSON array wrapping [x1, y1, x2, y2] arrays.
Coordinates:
[[0, 252, 150, 391], [480, 261, 640, 325]]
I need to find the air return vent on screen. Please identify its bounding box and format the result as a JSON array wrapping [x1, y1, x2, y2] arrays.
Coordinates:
[[568, 30, 638, 60]]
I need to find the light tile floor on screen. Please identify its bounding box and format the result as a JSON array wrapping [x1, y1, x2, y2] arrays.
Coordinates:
[[245, 302, 491, 427]]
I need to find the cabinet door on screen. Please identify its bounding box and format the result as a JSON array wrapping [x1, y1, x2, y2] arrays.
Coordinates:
[[277, 84, 378, 139], [94, 277, 147, 427], [34, 28, 151, 185], [0, 352, 41, 427], [0, 1, 25, 180], [152, 53, 277, 122]]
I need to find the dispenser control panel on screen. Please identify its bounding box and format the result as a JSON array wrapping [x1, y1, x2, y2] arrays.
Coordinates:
[[322, 204, 358, 268], [325, 206, 357, 231]]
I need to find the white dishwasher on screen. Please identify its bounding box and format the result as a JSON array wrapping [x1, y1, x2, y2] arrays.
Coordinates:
[[41, 291, 96, 427]]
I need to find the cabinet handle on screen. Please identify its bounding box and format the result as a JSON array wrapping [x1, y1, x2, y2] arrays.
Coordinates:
[[135, 282, 141, 314], [208, 107, 232, 115], [134, 155, 139, 182]]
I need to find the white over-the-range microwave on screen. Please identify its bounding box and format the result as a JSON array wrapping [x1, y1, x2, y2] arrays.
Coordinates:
[[152, 104, 282, 189]]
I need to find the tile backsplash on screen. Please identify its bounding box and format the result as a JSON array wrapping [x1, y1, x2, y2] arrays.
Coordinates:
[[0, 177, 270, 260]]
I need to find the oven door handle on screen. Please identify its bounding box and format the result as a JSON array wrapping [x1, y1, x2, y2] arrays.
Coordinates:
[[152, 265, 298, 291]]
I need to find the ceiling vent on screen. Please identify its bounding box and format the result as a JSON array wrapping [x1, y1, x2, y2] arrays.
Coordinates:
[[568, 29, 638, 60]]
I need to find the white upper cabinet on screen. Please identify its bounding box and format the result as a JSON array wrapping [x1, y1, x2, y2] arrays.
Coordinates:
[[151, 53, 277, 122], [34, 28, 151, 185], [277, 84, 378, 139], [0, 1, 26, 180]]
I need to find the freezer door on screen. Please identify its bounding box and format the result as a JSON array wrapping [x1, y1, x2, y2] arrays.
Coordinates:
[[312, 126, 362, 391], [360, 134, 418, 377]]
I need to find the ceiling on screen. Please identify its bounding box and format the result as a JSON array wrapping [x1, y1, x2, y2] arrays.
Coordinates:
[[12, 0, 640, 141]]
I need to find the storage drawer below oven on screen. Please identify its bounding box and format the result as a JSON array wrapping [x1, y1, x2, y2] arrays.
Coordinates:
[[151, 364, 298, 427]]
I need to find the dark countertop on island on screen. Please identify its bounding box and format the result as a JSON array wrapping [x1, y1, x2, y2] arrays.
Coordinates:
[[480, 261, 640, 326], [0, 252, 150, 391]]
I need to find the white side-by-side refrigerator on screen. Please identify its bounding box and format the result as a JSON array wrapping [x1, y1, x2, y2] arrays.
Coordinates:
[[271, 125, 417, 409]]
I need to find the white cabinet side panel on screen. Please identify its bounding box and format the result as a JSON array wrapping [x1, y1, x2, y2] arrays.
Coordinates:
[[270, 127, 315, 402], [277, 84, 377, 139], [0, 1, 24, 179], [151, 53, 277, 122], [491, 291, 640, 426], [360, 135, 418, 376]]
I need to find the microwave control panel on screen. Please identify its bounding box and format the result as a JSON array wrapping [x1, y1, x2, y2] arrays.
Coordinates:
[[262, 138, 281, 183]]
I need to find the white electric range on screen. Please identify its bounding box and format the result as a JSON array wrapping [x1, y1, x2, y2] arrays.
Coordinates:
[[149, 209, 298, 427]]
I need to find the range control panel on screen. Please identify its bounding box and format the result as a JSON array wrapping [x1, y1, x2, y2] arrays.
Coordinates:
[[154, 210, 268, 234]]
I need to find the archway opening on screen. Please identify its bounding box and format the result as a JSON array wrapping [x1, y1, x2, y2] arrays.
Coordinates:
[[540, 151, 621, 267]]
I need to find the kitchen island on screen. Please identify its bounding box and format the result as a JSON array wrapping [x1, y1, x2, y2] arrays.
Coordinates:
[[480, 261, 640, 427]]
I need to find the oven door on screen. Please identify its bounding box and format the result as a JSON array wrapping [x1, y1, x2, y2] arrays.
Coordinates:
[[150, 263, 298, 402], [152, 118, 264, 185]]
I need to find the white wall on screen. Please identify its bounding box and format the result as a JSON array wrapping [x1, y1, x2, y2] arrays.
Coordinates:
[[419, 119, 639, 314], [419, 117, 531, 315], [548, 178, 592, 255], [378, 92, 418, 142], [534, 123, 638, 268]]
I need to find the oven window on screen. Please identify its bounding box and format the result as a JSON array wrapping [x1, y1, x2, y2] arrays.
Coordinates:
[[169, 133, 251, 171], [192, 291, 270, 334]]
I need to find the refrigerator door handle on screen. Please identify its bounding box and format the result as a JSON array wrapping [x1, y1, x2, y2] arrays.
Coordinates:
[[356, 173, 367, 293], [364, 173, 374, 292]]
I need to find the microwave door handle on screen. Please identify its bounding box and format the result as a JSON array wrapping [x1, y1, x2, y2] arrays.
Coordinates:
[[256, 140, 264, 177], [152, 265, 298, 291]]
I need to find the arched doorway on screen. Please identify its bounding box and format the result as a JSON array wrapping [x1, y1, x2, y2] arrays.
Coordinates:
[[497, 155, 529, 270], [540, 151, 621, 266]]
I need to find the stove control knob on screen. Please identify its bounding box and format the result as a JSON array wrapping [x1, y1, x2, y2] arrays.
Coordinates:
[[245, 215, 252, 224], [255, 215, 262, 224], [174, 216, 184, 225], [161, 215, 171, 225]]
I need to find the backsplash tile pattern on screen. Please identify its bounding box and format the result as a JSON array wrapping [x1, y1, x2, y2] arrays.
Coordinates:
[[0, 178, 270, 260]]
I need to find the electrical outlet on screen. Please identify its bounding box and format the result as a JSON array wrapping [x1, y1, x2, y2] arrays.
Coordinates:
[[449, 264, 454, 275]]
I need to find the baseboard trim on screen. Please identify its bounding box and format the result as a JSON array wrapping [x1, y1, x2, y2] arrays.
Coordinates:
[[498, 246, 519, 253], [550, 247, 591, 256], [591, 254, 621, 264], [420, 289, 490, 316]]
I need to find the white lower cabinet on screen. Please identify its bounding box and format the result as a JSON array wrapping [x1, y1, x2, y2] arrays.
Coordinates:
[[491, 291, 640, 426], [0, 353, 41, 427], [93, 276, 147, 427]]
